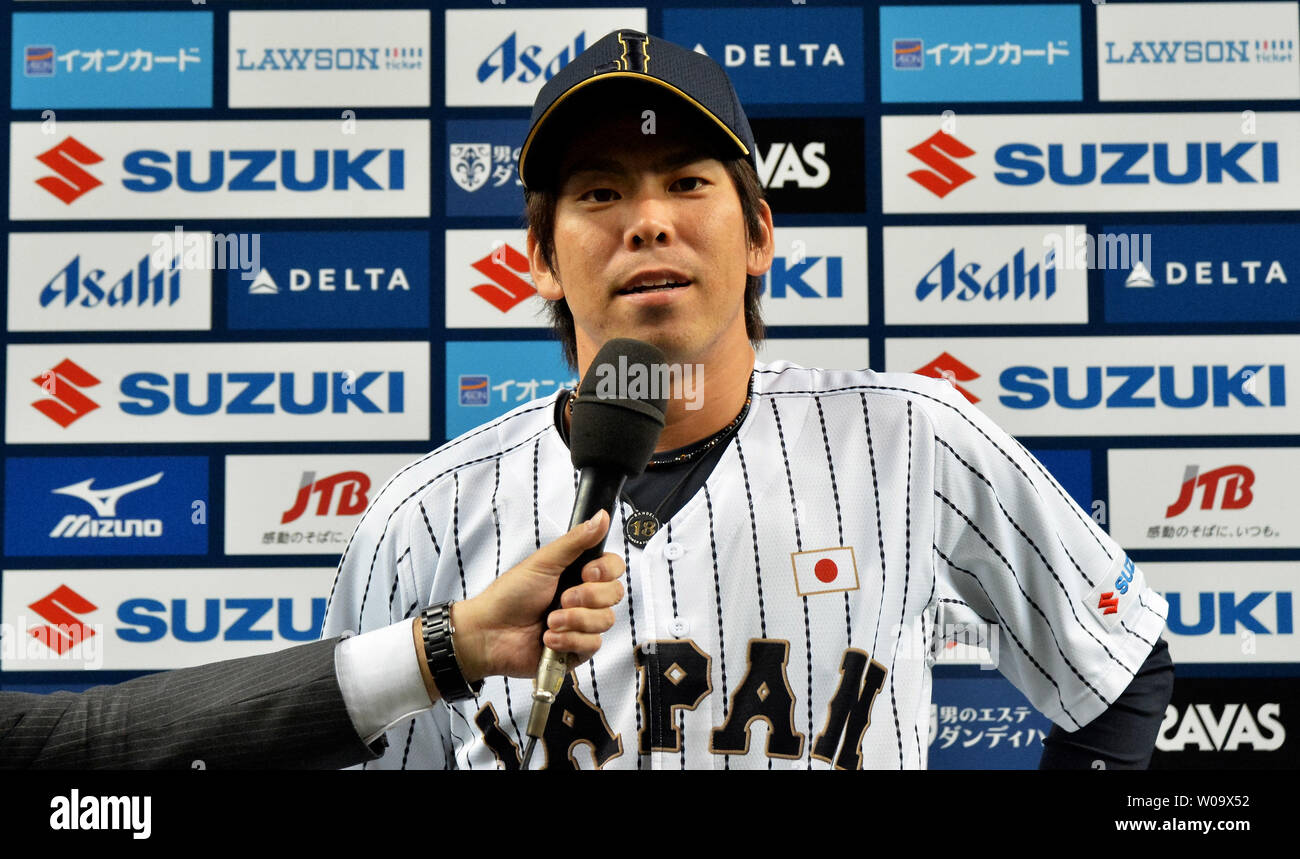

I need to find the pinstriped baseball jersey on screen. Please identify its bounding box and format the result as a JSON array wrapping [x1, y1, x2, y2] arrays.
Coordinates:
[[323, 361, 1168, 770]]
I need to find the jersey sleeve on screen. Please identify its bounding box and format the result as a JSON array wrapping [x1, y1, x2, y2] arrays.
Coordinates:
[[922, 377, 1168, 731], [323, 459, 453, 769]]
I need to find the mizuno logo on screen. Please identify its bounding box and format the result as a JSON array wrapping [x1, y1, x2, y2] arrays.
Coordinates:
[[36, 137, 104, 204], [52, 471, 164, 517]]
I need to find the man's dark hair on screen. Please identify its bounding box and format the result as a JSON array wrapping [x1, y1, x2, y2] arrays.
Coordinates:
[[525, 158, 768, 369]]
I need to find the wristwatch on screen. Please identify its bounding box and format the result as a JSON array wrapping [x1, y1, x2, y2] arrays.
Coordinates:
[[419, 602, 483, 702]]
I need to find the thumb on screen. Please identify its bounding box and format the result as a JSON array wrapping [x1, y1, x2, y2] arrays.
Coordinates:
[[529, 509, 611, 576]]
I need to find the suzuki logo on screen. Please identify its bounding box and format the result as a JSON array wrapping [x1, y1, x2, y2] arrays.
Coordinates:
[[31, 358, 102, 428], [28, 585, 98, 655], [907, 131, 975, 198], [281, 470, 372, 524], [53, 472, 164, 517], [1097, 592, 1120, 615], [914, 352, 980, 403], [471, 243, 535, 312], [36, 137, 104, 204]]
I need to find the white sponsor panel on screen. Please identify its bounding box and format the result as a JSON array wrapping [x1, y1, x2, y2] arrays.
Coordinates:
[[7, 341, 429, 443], [445, 8, 648, 106], [759, 337, 870, 371], [1, 568, 334, 671], [883, 225, 1088, 325], [1144, 562, 1298, 663], [1098, 2, 1300, 101], [1109, 448, 1298, 549], [762, 227, 869, 326], [229, 10, 431, 107], [881, 112, 1300, 213], [225, 453, 419, 555], [11, 120, 430, 220], [885, 335, 1299, 436], [8, 232, 213, 332], [444, 229, 546, 328]]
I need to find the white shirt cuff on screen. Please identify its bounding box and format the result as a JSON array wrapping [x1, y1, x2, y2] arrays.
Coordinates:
[[336, 619, 434, 744]]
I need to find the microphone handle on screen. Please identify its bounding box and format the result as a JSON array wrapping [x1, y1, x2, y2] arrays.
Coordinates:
[[547, 467, 627, 615]]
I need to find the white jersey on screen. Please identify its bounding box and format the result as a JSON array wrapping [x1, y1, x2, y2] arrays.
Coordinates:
[[323, 361, 1168, 770]]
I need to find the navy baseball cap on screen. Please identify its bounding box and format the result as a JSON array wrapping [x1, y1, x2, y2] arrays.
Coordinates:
[[518, 29, 756, 190]]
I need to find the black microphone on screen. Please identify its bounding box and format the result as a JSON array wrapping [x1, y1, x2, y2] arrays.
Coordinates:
[[522, 338, 667, 766]]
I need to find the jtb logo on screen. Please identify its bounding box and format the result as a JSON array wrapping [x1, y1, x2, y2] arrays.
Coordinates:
[[119, 371, 405, 415], [1000, 364, 1286, 409], [281, 470, 371, 524], [122, 148, 405, 192], [1166, 591, 1293, 635], [28, 585, 98, 654], [31, 359, 102, 428], [914, 352, 980, 403], [907, 132, 975, 198], [1166, 465, 1255, 518], [36, 137, 103, 204], [916, 247, 1056, 302], [40, 254, 181, 309], [116, 597, 326, 642], [471, 244, 534, 312]]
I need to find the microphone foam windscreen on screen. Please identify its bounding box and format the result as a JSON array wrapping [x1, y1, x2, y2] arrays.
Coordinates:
[[570, 338, 668, 475]]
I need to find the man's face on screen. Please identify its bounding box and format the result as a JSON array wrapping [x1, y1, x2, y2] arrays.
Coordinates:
[[528, 102, 773, 370]]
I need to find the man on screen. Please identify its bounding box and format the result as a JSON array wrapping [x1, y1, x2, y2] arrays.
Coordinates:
[[324, 30, 1171, 770], [2, 514, 622, 769]]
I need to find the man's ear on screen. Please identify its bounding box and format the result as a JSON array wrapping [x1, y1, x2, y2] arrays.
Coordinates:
[[746, 199, 776, 277], [527, 230, 563, 300]]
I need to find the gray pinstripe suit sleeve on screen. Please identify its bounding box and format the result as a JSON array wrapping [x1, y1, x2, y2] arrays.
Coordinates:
[[0, 638, 384, 770]]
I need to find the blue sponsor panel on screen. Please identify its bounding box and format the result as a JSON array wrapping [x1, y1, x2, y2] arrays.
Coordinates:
[[226, 231, 429, 330], [5, 456, 208, 557], [1027, 449, 1091, 513], [929, 672, 1054, 769], [880, 5, 1081, 102], [445, 340, 575, 438], [446, 119, 530, 217], [662, 7, 864, 104], [12, 12, 213, 109], [1103, 224, 1300, 323]]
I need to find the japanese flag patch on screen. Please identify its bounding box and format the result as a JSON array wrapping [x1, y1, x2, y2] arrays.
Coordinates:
[[790, 546, 859, 596], [1085, 553, 1146, 631]]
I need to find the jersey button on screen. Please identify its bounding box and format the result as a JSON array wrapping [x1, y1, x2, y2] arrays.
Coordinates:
[[669, 618, 689, 637], [663, 543, 685, 560]]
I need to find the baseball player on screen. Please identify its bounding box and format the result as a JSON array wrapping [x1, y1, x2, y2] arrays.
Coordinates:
[[324, 30, 1171, 769]]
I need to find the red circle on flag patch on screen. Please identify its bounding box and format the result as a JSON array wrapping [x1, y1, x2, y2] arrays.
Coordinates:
[[814, 558, 838, 583]]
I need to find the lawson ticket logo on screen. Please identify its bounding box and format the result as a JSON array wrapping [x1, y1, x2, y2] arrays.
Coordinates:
[[12, 11, 212, 108], [5, 456, 208, 557], [446, 340, 574, 439], [227, 231, 429, 330], [664, 6, 864, 104], [880, 4, 1081, 102], [1103, 224, 1300, 324]]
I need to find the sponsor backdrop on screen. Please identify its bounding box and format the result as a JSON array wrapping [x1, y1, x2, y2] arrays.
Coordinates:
[[2, 0, 1298, 772]]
